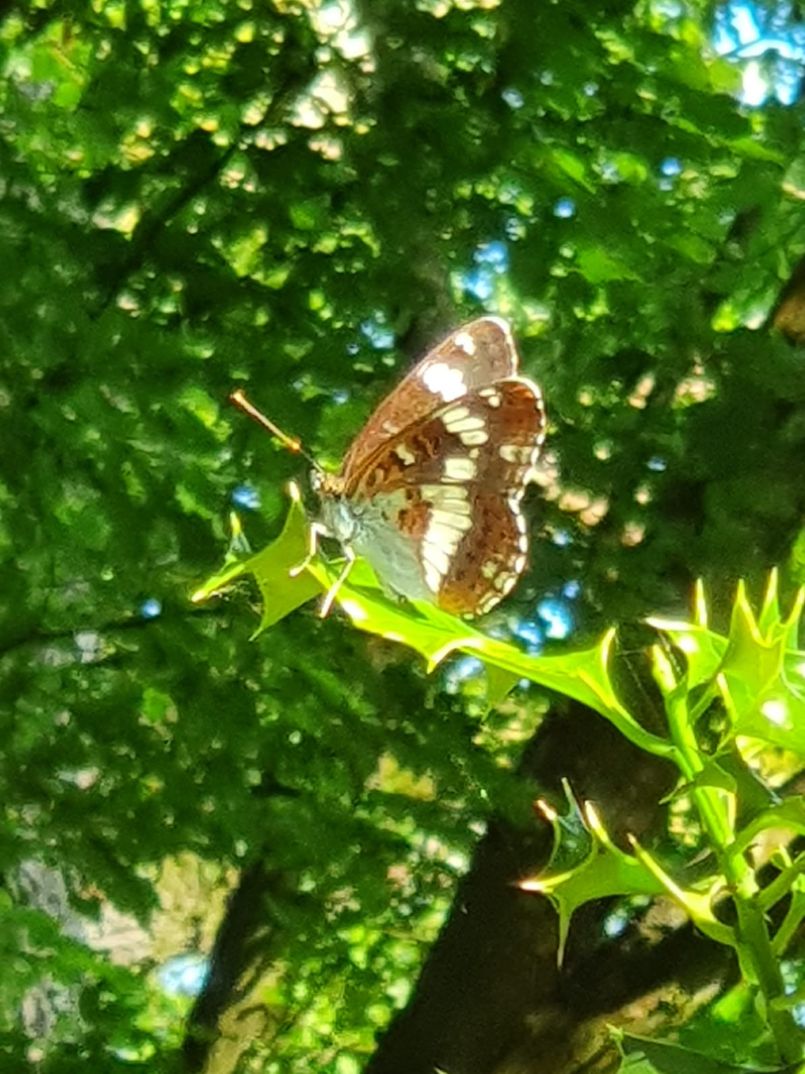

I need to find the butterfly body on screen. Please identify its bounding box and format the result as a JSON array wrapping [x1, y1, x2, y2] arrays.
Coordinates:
[[312, 317, 546, 618], [316, 480, 434, 605]]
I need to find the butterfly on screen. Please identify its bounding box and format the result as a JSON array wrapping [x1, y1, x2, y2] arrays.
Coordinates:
[[232, 316, 546, 618]]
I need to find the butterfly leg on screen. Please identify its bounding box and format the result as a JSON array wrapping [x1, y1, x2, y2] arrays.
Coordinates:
[[289, 521, 328, 578], [319, 545, 356, 618]]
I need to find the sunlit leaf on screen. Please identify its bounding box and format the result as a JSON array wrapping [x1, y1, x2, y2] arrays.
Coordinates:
[[192, 484, 321, 631], [615, 1030, 789, 1073]]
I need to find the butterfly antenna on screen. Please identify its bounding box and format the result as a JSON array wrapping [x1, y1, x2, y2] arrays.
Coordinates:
[[229, 389, 321, 471]]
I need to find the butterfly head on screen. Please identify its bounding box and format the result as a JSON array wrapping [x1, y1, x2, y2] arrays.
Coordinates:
[[310, 468, 347, 500]]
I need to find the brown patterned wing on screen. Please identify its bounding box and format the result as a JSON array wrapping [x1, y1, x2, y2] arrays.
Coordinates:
[[438, 488, 530, 616], [340, 316, 520, 480], [347, 378, 546, 616]]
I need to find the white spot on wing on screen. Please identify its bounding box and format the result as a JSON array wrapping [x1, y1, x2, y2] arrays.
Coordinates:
[[459, 429, 488, 446], [394, 443, 416, 466], [426, 524, 462, 554], [420, 485, 471, 512], [443, 413, 485, 434], [494, 572, 517, 594], [454, 331, 476, 356], [443, 456, 477, 482], [423, 560, 441, 592], [421, 362, 466, 402], [423, 541, 450, 578], [431, 508, 472, 533], [499, 444, 532, 463]]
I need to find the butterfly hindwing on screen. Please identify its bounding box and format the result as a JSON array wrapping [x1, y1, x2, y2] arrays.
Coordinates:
[[437, 488, 529, 616]]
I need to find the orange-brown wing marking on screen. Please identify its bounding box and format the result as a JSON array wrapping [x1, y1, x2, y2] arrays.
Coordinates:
[[438, 490, 529, 617]]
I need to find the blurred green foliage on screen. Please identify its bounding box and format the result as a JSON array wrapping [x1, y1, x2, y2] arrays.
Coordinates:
[[1, 0, 805, 1070]]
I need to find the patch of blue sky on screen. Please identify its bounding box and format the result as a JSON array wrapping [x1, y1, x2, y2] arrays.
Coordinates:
[[463, 266, 495, 302], [462, 241, 510, 301], [139, 598, 162, 620], [714, 1, 805, 105], [501, 87, 524, 109], [474, 240, 509, 271], [361, 317, 395, 350], [658, 156, 682, 191], [443, 655, 484, 693], [599, 159, 621, 184], [781, 959, 805, 1027], [158, 953, 208, 998], [536, 597, 574, 640], [603, 904, 631, 939], [231, 483, 261, 510], [553, 197, 576, 219], [512, 617, 544, 654]]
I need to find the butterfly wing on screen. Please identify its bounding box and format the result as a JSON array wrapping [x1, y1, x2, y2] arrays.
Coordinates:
[[339, 316, 520, 480], [345, 378, 546, 616]]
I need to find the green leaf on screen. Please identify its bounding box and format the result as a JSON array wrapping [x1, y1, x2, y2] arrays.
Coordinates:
[[195, 501, 675, 756], [192, 485, 321, 631], [521, 793, 739, 962], [650, 576, 805, 753], [309, 564, 673, 756], [731, 798, 805, 857], [645, 618, 725, 691], [616, 1031, 790, 1073], [726, 137, 785, 164], [140, 687, 175, 724], [718, 582, 805, 754], [626, 836, 734, 947], [544, 146, 596, 192], [577, 246, 640, 283], [521, 796, 669, 961], [667, 232, 715, 265]]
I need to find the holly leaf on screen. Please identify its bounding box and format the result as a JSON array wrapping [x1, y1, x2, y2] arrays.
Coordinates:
[[195, 499, 673, 753], [192, 483, 320, 631], [615, 1031, 793, 1074]]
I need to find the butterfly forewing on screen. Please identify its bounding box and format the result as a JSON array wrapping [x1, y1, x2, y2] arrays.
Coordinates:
[[339, 316, 520, 480], [345, 380, 544, 498]]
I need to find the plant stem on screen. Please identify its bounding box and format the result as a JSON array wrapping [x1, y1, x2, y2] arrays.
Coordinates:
[[664, 689, 802, 1063]]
